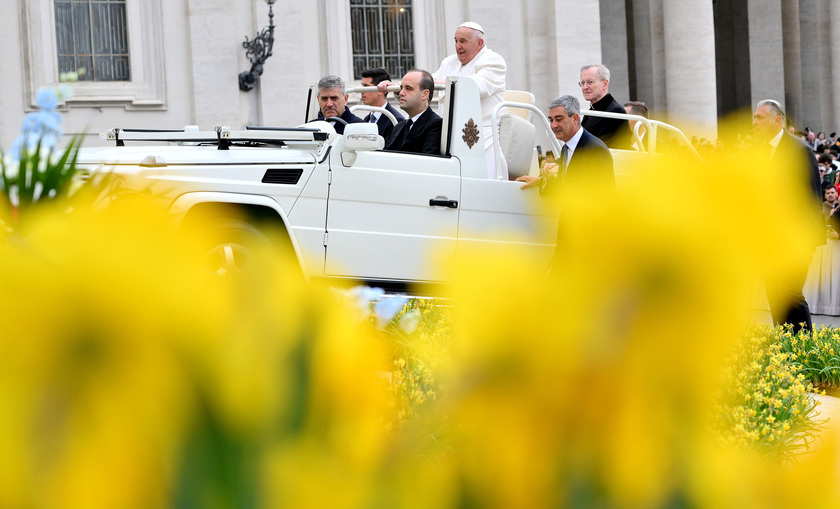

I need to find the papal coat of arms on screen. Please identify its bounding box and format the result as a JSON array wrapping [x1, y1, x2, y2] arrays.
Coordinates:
[[462, 118, 480, 149]]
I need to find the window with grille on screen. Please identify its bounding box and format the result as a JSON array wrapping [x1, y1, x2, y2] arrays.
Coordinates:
[[350, 0, 415, 80], [54, 0, 131, 81]]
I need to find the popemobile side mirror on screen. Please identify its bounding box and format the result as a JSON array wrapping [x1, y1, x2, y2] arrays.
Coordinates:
[[341, 123, 384, 166]]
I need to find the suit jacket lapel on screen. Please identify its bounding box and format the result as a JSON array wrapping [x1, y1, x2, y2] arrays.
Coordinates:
[[402, 110, 427, 145], [567, 130, 588, 173]]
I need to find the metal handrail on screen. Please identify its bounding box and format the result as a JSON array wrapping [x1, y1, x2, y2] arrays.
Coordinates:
[[491, 101, 562, 180], [578, 109, 702, 159], [349, 105, 399, 126], [578, 110, 655, 153], [346, 84, 447, 94]]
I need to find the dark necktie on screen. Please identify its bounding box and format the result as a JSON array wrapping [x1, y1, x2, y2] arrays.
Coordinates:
[[561, 144, 570, 175], [394, 119, 413, 149], [368, 114, 377, 123]]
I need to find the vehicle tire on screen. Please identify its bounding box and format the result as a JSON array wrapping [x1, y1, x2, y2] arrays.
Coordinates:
[[202, 218, 274, 277]]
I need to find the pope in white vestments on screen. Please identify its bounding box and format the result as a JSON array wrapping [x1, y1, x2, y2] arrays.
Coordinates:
[[433, 22, 508, 180]]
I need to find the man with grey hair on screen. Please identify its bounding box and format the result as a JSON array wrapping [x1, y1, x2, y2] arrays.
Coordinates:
[[752, 99, 823, 334], [433, 21, 507, 179], [516, 95, 614, 270], [517, 95, 613, 190], [579, 64, 631, 149], [309, 74, 363, 134]]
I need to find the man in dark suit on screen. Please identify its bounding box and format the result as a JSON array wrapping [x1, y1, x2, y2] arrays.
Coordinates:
[[516, 95, 614, 271], [753, 99, 824, 334], [360, 68, 404, 139], [383, 69, 442, 155], [309, 75, 363, 135], [579, 64, 631, 150], [516, 95, 614, 191], [624, 101, 649, 151]]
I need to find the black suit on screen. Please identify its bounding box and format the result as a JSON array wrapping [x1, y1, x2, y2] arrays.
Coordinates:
[[309, 108, 363, 135], [364, 102, 404, 139], [383, 108, 443, 156], [561, 128, 616, 189], [581, 93, 632, 150], [545, 128, 614, 269], [765, 132, 824, 333]]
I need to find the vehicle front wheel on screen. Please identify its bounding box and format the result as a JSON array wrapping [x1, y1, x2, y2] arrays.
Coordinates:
[[202, 218, 274, 277]]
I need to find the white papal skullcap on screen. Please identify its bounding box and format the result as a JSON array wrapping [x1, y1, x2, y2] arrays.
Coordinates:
[[458, 21, 484, 33]]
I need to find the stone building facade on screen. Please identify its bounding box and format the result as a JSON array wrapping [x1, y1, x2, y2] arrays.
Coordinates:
[[0, 0, 836, 149]]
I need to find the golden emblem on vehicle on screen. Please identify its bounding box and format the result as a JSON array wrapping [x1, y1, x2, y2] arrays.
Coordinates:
[[462, 118, 480, 149]]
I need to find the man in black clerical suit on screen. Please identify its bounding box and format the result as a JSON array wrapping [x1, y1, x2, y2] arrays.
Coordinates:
[[579, 64, 631, 150], [309, 75, 363, 135], [753, 99, 824, 334], [383, 69, 442, 155], [360, 67, 404, 139]]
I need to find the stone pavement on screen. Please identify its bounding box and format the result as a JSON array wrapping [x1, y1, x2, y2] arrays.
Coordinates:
[[814, 314, 840, 328], [813, 394, 840, 442], [748, 309, 840, 328]]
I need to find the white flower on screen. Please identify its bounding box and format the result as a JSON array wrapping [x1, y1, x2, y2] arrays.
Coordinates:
[[3, 157, 19, 180], [398, 308, 421, 334]]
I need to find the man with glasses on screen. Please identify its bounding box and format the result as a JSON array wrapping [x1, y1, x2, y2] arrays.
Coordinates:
[[578, 64, 631, 149]]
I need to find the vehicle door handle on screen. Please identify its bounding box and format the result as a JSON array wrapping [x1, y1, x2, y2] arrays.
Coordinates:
[[429, 198, 458, 209]]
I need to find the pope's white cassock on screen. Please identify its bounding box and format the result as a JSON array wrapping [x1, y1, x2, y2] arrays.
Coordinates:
[[433, 46, 508, 180]]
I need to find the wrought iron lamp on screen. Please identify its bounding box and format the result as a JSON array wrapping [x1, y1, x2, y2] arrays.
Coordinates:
[[239, 0, 276, 92]]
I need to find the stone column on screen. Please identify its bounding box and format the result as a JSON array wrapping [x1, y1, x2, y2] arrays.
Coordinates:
[[600, 0, 630, 103], [747, 0, 785, 108], [629, 0, 667, 117], [781, 0, 804, 130], [799, 0, 821, 132], [662, 0, 718, 139], [521, 0, 559, 109], [554, 0, 603, 108], [817, 0, 835, 134], [831, 0, 840, 133]]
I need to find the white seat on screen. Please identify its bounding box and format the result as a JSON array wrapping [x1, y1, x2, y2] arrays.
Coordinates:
[[499, 113, 538, 180], [504, 90, 536, 122]]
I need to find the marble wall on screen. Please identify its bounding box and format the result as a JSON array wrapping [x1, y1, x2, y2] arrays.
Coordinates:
[[4, 0, 840, 148]]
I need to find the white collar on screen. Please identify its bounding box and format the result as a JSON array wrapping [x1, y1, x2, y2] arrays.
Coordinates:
[[768, 129, 784, 152], [409, 109, 426, 124], [563, 127, 585, 154]]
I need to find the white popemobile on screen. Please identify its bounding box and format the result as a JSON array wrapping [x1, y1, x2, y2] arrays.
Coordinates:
[[75, 77, 694, 292]]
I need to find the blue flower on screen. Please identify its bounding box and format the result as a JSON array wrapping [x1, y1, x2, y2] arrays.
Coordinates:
[[374, 295, 408, 328], [36, 88, 59, 110]]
